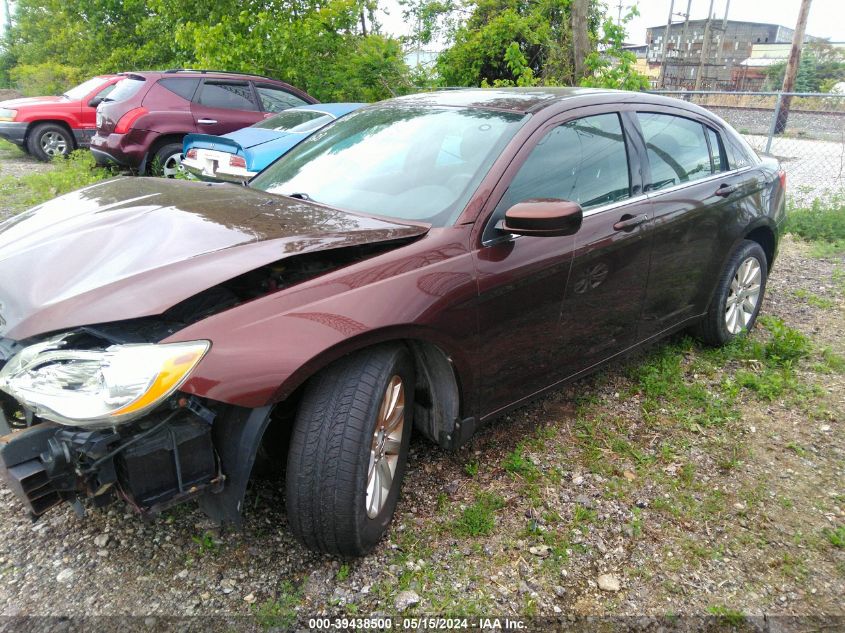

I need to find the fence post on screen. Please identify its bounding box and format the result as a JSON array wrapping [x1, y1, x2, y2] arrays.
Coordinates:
[[765, 93, 784, 154]]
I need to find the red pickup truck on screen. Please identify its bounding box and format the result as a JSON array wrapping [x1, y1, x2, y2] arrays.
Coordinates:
[[0, 75, 122, 161]]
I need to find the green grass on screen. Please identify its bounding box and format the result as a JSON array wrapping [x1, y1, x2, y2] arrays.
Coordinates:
[[336, 563, 351, 582], [0, 150, 114, 216], [191, 531, 219, 556], [793, 289, 836, 309], [501, 443, 539, 480], [252, 580, 301, 629], [452, 492, 505, 537], [822, 525, 845, 549], [463, 459, 479, 478], [707, 604, 746, 626], [786, 194, 845, 257]]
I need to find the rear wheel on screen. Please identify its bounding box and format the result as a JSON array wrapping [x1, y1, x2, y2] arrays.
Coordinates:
[[285, 345, 414, 556], [150, 142, 184, 177], [27, 123, 73, 161], [693, 239, 768, 346]]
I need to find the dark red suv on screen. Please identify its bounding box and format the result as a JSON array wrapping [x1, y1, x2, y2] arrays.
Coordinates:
[[90, 70, 317, 175]]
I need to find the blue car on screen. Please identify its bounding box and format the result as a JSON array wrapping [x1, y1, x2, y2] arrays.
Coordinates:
[[182, 103, 364, 182]]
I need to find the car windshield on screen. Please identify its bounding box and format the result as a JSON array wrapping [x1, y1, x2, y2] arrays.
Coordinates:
[[63, 77, 110, 100], [253, 110, 333, 134], [249, 105, 528, 227]]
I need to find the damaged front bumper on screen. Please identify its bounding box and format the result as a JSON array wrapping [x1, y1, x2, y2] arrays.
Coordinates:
[[0, 403, 223, 520]]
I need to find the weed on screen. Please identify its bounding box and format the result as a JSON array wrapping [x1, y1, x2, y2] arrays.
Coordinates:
[[192, 531, 219, 556], [707, 604, 745, 626], [816, 348, 845, 374], [336, 563, 351, 582], [786, 442, 807, 457], [252, 580, 301, 629], [786, 195, 845, 256], [452, 492, 505, 537], [793, 289, 836, 309], [759, 317, 812, 366], [822, 525, 845, 549], [464, 459, 479, 478], [502, 444, 538, 480]]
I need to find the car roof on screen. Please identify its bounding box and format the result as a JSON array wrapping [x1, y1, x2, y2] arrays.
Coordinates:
[[119, 70, 281, 82], [382, 87, 707, 116], [289, 103, 366, 116]]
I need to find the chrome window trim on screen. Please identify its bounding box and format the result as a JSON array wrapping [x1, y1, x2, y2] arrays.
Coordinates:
[[481, 165, 756, 246]]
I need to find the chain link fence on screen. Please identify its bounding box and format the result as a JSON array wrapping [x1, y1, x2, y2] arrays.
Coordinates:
[[648, 90, 845, 205]]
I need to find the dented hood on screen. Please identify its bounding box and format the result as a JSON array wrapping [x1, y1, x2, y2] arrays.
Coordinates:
[[0, 178, 428, 340]]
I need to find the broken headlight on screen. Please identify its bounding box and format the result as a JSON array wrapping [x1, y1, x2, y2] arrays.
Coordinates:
[[0, 336, 209, 428]]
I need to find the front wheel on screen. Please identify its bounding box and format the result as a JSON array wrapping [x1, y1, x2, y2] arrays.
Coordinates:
[[693, 239, 768, 346], [285, 345, 414, 556], [27, 123, 73, 161]]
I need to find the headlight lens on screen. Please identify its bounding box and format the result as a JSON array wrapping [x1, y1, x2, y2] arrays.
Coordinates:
[[0, 108, 17, 122], [0, 336, 209, 428]]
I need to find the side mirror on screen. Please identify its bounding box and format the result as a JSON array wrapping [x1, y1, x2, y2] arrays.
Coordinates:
[[88, 96, 103, 108], [501, 198, 583, 237]]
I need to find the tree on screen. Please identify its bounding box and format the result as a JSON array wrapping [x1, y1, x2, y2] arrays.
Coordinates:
[[580, 6, 649, 91], [424, 0, 646, 89], [765, 42, 845, 93]]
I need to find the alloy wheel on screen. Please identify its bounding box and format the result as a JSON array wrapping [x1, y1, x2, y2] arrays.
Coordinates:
[[365, 375, 405, 519], [725, 256, 762, 334], [40, 131, 68, 157], [161, 152, 184, 178]]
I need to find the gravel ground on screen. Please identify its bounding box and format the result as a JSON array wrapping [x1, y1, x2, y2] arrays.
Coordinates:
[[0, 154, 842, 631], [0, 142, 52, 180]]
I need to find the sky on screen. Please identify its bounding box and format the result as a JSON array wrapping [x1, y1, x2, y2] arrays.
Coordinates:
[[378, 0, 845, 46]]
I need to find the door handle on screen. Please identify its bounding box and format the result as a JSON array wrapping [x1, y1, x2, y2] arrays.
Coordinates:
[[715, 183, 737, 197], [197, 118, 218, 124], [613, 214, 649, 232]]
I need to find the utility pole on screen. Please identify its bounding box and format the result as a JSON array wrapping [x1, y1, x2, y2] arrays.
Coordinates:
[[678, 0, 692, 87], [693, 0, 715, 90], [776, 0, 812, 134], [657, 0, 675, 89], [2, 0, 11, 36], [572, 0, 590, 81]]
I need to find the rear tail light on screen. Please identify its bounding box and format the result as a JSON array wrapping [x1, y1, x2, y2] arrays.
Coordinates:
[[778, 169, 786, 191], [186, 148, 197, 159], [229, 155, 247, 169], [114, 106, 149, 134]]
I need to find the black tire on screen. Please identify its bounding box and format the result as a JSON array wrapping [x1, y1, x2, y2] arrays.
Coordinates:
[[693, 239, 768, 346], [286, 345, 415, 556], [149, 142, 184, 177], [26, 122, 73, 161]]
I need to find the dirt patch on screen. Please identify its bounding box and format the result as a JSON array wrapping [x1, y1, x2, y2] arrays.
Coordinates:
[[0, 238, 841, 626], [0, 89, 22, 102]]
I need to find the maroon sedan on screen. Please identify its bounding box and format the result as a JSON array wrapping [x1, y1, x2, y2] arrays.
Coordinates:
[[0, 88, 784, 556]]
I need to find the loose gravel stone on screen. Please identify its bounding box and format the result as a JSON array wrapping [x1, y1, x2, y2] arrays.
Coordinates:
[[597, 574, 621, 592]]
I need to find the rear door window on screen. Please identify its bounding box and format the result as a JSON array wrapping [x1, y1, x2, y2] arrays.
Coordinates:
[[637, 113, 715, 191], [197, 81, 259, 111], [254, 84, 309, 112], [158, 78, 200, 101]]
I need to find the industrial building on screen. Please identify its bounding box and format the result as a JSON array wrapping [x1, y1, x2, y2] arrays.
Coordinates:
[[645, 19, 810, 90]]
